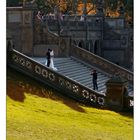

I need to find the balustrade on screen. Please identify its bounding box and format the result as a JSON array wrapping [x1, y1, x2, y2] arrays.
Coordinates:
[[71, 45, 133, 83], [8, 49, 106, 107], [7, 48, 133, 110]]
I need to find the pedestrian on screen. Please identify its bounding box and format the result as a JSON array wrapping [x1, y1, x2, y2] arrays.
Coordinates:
[[49, 49, 57, 71], [80, 15, 84, 21], [45, 49, 51, 67], [36, 11, 42, 21], [91, 69, 98, 90]]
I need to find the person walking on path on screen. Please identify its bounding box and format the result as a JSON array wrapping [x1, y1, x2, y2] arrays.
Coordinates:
[[91, 69, 98, 90]]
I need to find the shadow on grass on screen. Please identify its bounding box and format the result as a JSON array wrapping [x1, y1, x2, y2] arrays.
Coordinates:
[[119, 111, 133, 118], [7, 80, 25, 102], [7, 68, 86, 113]]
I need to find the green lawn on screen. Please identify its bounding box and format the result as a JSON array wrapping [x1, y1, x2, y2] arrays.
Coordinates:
[[7, 69, 133, 140]]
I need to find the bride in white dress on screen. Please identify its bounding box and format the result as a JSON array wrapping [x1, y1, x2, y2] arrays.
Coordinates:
[[49, 50, 57, 71]]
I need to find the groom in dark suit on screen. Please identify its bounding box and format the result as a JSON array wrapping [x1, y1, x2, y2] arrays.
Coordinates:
[[46, 49, 51, 67]]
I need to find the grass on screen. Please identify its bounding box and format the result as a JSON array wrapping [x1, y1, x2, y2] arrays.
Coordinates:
[[7, 69, 133, 140]]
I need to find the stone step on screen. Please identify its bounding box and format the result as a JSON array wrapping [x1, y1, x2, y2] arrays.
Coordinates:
[[31, 56, 133, 96]]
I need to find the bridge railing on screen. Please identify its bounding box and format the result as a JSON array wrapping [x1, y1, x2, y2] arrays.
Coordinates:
[[33, 13, 60, 45], [7, 48, 133, 110], [70, 45, 133, 83], [124, 95, 133, 110], [8, 49, 106, 108]]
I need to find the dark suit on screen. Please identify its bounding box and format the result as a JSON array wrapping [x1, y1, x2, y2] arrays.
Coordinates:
[[46, 50, 51, 67], [91, 71, 98, 90]]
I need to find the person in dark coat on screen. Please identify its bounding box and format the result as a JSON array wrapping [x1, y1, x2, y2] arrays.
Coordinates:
[[45, 49, 51, 67], [91, 69, 98, 90]]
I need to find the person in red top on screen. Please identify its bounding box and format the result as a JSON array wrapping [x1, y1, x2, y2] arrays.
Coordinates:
[[91, 70, 98, 90]]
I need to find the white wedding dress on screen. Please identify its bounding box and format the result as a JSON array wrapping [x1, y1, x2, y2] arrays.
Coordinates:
[[49, 50, 58, 71]]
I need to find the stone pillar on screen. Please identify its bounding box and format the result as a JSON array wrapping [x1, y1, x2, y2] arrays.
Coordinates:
[[106, 76, 128, 111], [58, 36, 71, 57], [7, 32, 13, 51], [21, 8, 34, 56]]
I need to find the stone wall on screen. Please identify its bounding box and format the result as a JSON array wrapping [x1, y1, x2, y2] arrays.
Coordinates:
[[102, 18, 133, 69], [7, 7, 133, 70], [7, 8, 23, 51], [7, 7, 34, 56]]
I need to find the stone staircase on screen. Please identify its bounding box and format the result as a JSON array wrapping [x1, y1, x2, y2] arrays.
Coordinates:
[[32, 57, 133, 96]]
